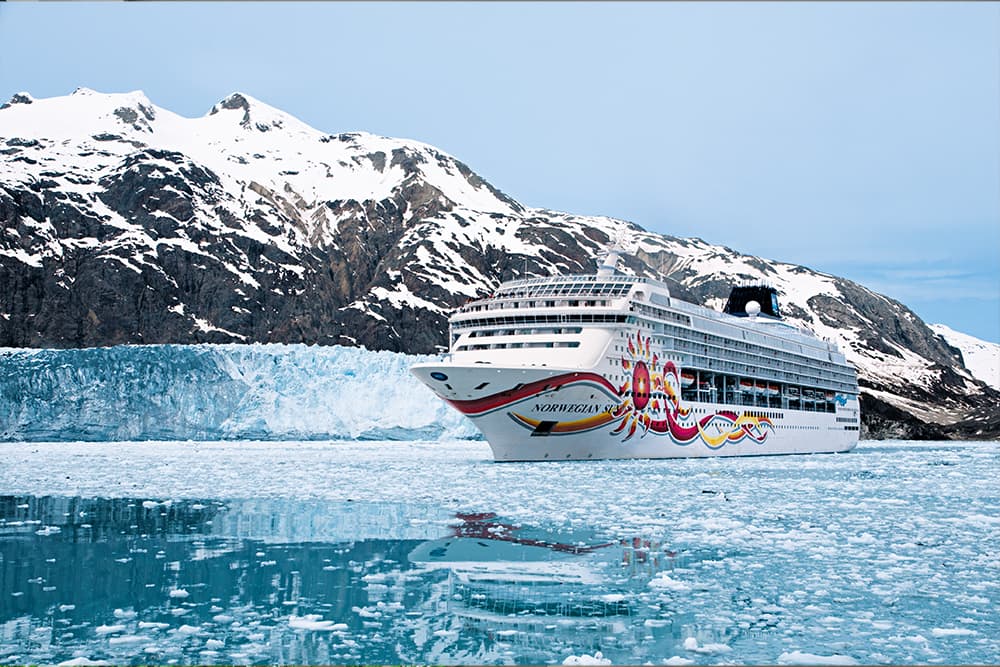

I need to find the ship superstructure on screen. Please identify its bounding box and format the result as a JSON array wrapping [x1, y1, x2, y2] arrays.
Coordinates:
[[412, 251, 860, 461]]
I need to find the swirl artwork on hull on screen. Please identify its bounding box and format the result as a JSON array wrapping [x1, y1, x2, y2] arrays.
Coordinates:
[[615, 332, 773, 447], [507, 332, 774, 449]]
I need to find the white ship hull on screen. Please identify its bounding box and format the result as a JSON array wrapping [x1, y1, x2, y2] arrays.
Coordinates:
[[413, 257, 861, 462], [412, 362, 859, 462]]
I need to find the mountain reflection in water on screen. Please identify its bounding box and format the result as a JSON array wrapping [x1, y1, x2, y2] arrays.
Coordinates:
[[0, 496, 714, 665]]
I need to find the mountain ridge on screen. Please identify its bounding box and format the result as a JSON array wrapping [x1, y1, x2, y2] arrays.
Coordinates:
[[2, 88, 997, 439]]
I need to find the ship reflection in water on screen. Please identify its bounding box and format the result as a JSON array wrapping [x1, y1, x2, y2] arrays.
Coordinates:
[[0, 496, 729, 665]]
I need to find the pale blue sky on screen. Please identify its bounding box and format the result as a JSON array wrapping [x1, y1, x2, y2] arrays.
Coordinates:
[[1, 2, 997, 341]]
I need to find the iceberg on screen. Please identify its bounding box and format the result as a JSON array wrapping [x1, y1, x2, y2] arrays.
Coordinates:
[[0, 344, 478, 442]]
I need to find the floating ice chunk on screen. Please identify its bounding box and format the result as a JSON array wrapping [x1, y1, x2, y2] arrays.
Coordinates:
[[141, 501, 159, 509], [695, 644, 731, 654], [172, 624, 201, 635], [288, 614, 348, 631], [649, 574, 691, 592], [59, 604, 76, 612], [168, 588, 189, 598], [663, 658, 695, 666], [138, 621, 169, 630], [94, 624, 126, 635], [112, 608, 136, 619], [563, 651, 611, 665], [778, 650, 860, 665], [57, 659, 111, 666], [931, 628, 978, 637], [36, 526, 61, 535], [108, 635, 148, 645], [680, 637, 732, 654], [205, 639, 224, 649], [353, 606, 381, 618]]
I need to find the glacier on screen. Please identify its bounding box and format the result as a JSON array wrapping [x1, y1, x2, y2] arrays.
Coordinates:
[[0, 344, 478, 442]]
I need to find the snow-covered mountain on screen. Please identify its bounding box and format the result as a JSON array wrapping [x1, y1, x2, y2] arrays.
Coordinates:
[[1, 88, 997, 439], [930, 324, 1000, 391]]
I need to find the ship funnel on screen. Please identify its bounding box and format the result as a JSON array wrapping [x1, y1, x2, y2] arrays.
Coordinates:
[[724, 283, 781, 318]]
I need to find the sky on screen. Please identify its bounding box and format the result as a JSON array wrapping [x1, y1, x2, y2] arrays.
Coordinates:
[[1, 2, 998, 342]]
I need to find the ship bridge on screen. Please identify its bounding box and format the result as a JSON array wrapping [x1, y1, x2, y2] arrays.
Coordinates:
[[448, 274, 668, 367]]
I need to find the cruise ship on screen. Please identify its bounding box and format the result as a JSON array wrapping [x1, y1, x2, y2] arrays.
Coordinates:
[[411, 249, 860, 461]]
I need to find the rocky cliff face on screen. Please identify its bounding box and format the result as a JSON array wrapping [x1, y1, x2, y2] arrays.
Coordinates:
[[1, 88, 997, 439]]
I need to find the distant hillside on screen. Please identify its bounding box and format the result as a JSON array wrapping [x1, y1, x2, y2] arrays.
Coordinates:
[[2, 88, 997, 439]]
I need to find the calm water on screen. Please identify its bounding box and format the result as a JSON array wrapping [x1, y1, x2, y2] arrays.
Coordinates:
[[1, 496, 700, 665], [1, 439, 998, 665]]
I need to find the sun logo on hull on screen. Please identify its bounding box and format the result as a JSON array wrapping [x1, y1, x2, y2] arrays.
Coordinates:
[[614, 332, 689, 440]]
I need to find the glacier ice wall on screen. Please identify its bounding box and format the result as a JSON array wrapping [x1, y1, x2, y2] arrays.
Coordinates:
[[0, 344, 479, 442]]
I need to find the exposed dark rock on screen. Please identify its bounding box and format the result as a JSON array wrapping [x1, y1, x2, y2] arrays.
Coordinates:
[[860, 393, 949, 440], [2, 92, 34, 109], [2, 89, 996, 440]]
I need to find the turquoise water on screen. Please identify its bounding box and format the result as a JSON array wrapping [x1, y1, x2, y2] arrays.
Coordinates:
[[0, 440, 997, 665]]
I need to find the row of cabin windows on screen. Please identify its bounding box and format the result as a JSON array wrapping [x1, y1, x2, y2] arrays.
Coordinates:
[[671, 337, 853, 385], [457, 341, 581, 351], [463, 299, 609, 313], [495, 282, 633, 298], [468, 327, 583, 337], [672, 350, 855, 392], [656, 319, 839, 369], [611, 327, 852, 391], [607, 360, 841, 414], [453, 314, 629, 329], [632, 302, 692, 325]]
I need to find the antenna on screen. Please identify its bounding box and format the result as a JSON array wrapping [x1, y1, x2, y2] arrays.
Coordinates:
[[597, 229, 638, 276]]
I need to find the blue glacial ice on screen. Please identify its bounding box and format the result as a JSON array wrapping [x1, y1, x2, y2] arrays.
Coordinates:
[[0, 344, 477, 442]]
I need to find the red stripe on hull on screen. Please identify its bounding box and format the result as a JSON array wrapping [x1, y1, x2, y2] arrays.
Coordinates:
[[445, 372, 619, 416]]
